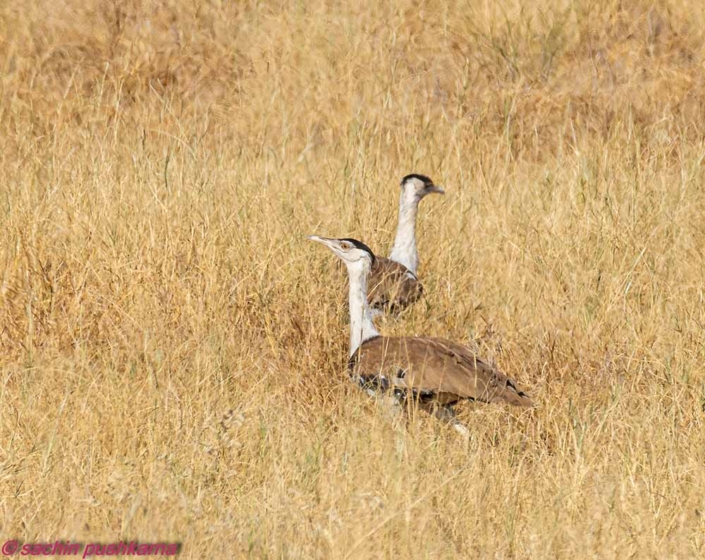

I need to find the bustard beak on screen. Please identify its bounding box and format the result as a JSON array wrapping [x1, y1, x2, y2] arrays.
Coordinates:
[[307, 235, 337, 248], [427, 185, 445, 195], [308, 235, 347, 259]]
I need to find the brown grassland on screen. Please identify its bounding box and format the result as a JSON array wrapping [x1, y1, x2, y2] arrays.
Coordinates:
[[1, 0, 705, 557]]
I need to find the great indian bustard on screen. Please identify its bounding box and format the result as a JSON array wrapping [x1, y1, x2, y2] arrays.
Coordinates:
[[308, 235, 534, 436], [366, 174, 444, 313]]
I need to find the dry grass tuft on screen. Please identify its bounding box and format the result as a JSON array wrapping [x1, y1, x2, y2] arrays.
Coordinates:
[[1, 0, 704, 557]]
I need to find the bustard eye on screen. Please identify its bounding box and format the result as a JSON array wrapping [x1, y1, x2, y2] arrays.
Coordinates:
[[340, 241, 352, 250]]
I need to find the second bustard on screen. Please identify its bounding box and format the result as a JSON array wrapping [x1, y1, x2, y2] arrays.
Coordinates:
[[367, 174, 444, 313], [309, 235, 534, 434]]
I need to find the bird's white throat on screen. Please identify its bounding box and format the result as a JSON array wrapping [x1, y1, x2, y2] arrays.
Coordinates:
[[389, 189, 420, 274], [346, 259, 380, 356]]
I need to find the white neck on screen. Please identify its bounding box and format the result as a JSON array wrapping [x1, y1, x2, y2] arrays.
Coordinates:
[[389, 190, 420, 274], [345, 259, 380, 356]]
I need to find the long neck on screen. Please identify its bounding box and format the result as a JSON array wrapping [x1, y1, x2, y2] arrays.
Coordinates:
[[389, 191, 420, 274], [346, 260, 380, 357]]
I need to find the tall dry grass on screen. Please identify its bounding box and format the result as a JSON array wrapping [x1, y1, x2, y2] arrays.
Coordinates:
[[1, 0, 704, 557]]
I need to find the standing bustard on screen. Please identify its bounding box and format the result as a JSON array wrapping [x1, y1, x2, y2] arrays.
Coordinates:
[[367, 174, 444, 313], [309, 235, 534, 435]]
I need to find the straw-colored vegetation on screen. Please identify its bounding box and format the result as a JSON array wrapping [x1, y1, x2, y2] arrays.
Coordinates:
[[1, 0, 704, 557]]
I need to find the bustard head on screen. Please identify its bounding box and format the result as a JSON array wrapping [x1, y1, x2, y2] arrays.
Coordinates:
[[307, 236, 376, 267], [400, 174, 445, 200]]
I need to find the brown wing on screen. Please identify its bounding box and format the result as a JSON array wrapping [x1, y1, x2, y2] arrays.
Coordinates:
[[351, 336, 534, 407], [367, 257, 423, 311]]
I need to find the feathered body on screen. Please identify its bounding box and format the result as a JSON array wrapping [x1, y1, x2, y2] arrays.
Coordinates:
[[367, 257, 423, 311], [349, 336, 533, 407]]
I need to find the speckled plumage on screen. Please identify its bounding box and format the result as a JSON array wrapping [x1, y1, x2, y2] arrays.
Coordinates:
[[367, 257, 424, 312], [349, 336, 534, 408]]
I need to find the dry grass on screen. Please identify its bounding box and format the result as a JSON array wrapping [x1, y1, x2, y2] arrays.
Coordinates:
[[1, 0, 705, 557]]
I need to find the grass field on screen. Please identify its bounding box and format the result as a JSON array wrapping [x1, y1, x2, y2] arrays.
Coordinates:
[[1, 0, 705, 557]]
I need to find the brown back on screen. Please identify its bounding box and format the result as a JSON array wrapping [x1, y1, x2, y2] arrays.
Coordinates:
[[367, 257, 423, 311], [351, 336, 534, 407]]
